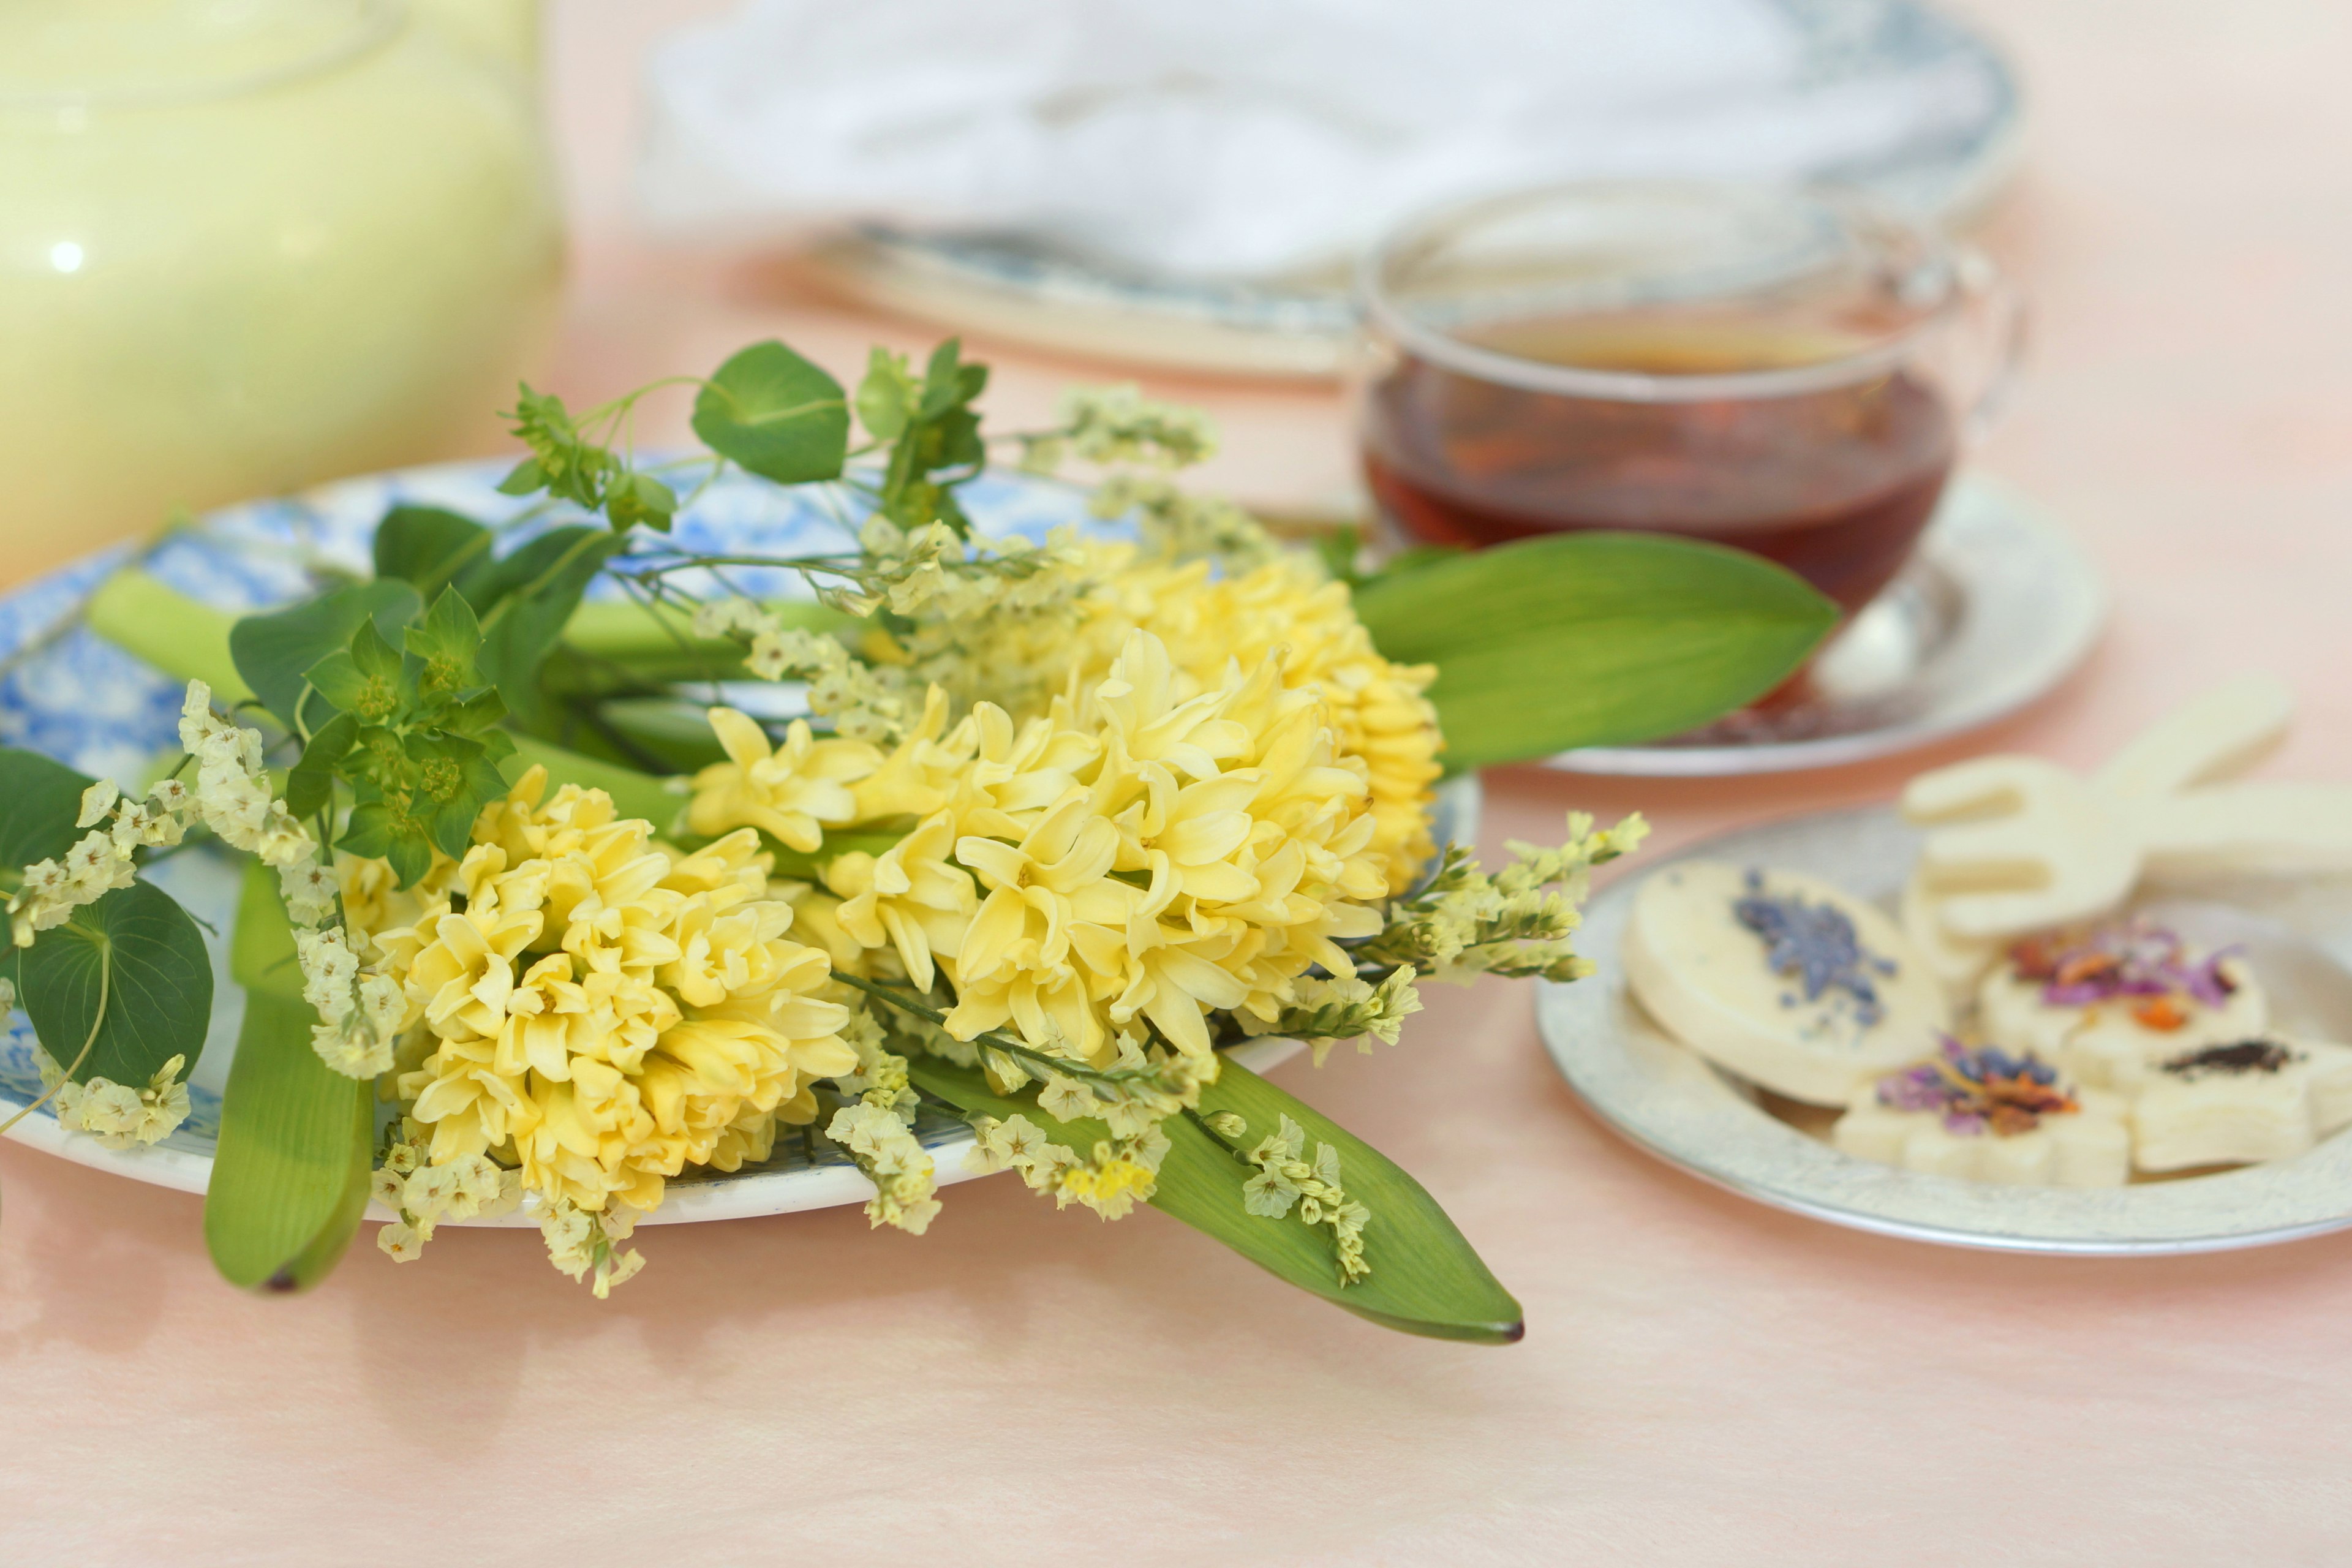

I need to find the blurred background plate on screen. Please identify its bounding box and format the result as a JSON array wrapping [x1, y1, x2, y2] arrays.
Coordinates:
[[801, 0, 2022, 376], [1539, 805, 2352, 1254], [0, 458, 1480, 1226]]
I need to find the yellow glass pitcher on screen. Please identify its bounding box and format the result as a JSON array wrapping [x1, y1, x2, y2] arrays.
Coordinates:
[[0, 0, 562, 580]]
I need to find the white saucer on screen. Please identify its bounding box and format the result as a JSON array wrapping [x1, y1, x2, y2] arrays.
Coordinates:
[[1540, 806, 2352, 1255], [1550, 476, 2107, 777]]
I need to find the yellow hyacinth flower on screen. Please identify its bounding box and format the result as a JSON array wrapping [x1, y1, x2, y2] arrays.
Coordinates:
[[687, 708, 881, 852], [383, 766, 856, 1213], [821, 809, 975, 990]]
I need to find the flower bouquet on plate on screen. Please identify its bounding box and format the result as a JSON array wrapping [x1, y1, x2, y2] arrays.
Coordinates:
[[0, 339, 1832, 1340]]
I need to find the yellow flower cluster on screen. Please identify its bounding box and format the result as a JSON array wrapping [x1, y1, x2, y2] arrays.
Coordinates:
[[1071, 550, 1444, 895], [861, 545, 1442, 896], [689, 628, 1391, 1068], [372, 766, 856, 1217]]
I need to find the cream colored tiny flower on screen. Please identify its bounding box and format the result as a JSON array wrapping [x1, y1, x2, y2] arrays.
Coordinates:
[[76, 779, 119, 829], [1036, 1072, 1098, 1124], [377, 1221, 426, 1262]]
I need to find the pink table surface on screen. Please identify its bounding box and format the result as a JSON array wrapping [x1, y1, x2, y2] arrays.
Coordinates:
[[9, 2, 2352, 1562]]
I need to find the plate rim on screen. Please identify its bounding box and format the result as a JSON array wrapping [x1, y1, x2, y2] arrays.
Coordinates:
[[1537, 803, 2352, 1256]]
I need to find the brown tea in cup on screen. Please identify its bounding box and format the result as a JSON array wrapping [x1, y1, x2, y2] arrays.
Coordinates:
[[1355, 184, 2015, 616]]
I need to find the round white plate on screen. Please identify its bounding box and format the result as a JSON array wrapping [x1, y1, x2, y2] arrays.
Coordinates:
[[1550, 476, 2107, 777], [808, 0, 2022, 377], [1539, 805, 2352, 1254], [0, 459, 1480, 1224]]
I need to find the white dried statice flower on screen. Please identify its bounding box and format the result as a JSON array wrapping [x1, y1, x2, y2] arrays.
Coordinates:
[[44, 1052, 192, 1150]]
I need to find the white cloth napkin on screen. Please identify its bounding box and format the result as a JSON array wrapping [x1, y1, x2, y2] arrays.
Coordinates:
[[637, 0, 2006, 279]]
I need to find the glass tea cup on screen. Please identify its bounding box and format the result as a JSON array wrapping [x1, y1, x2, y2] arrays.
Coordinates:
[[1352, 181, 2022, 616]]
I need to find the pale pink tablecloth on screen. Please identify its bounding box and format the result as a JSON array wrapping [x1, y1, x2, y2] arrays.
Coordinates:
[[9, 2, 2352, 1562]]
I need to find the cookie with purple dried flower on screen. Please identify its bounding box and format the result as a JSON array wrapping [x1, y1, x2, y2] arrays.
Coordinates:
[[1832, 1039, 2129, 1186], [1624, 862, 1948, 1104], [1977, 919, 2267, 1091], [2123, 1036, 2352, 1172]]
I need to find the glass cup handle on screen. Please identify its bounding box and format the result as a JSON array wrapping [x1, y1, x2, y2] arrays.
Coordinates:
[[1953, 246, 2029, 444]]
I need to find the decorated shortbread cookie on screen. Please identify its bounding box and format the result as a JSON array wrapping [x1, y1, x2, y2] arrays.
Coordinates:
[[1625, 862, 1947, 1105], [1976, 921, 2266, 1091], [2126, 1037, 2352, 1172], [1833, 1041, 2130, 1187]]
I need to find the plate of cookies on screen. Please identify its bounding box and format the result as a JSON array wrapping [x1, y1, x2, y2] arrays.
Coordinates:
[[1539, 677, 2352, 1254]]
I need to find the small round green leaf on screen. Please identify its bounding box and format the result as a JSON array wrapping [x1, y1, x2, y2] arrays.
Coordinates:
[[18, 879, 211, 1085], [692, 341, 850, 485], [0, 747, 95, 871]]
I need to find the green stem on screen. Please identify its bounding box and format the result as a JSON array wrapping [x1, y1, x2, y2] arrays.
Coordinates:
[[478, 529, 614, 635]]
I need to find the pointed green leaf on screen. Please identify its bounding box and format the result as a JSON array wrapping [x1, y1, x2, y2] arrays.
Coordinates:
[[284, 711, 358, 820], [405, 587, 484, 707], [373, 504, 496, 603], [0, 748, 95, 870], [405, 586, 481, 669], [350, 617, 404, 682], [496, 456, 546, 497], [606, 471, 678, 533], [231, 580, 421, 731], [385, 832, 433, 888], [855, 347, 919, 440], [206, 861, 372, 1292], [17, 879, 211, 1085], [1351, 532, 1838, 771], [337, 801, 397, 858], [301, 650, 370, 715], [691, 341, 850, 485], [905, 1054, 1523, 1344]]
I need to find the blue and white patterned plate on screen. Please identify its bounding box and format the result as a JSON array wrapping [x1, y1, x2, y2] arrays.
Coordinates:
[[0, 460, 1477, 1224]]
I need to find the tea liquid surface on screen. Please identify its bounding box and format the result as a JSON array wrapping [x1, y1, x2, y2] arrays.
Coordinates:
[[1363, 317, 1957, 612]]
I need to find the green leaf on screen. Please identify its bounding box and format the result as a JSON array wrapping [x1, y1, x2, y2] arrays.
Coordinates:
[[500, 734, 676, 828], [496, 456, 546, 497], [404, 587, 483, 706], [85, 567, 252, 703], [1351, 532, 1838, 771], [475, 526, 625, 731], [854, 347, 919, 440], [231, 580, 422, 732], [691, 341, 850, 485], [905, 1054, 1523, 1344], [284, 711, 358, 820], [605, 471, 678, 533], [0, 748, 94, 870], [17, 879, 211, 1086], [205, 861, 372, 1292], [385, 832, 434, 888], [337, 801, 398, 859], [372, 504, 496, 603]]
